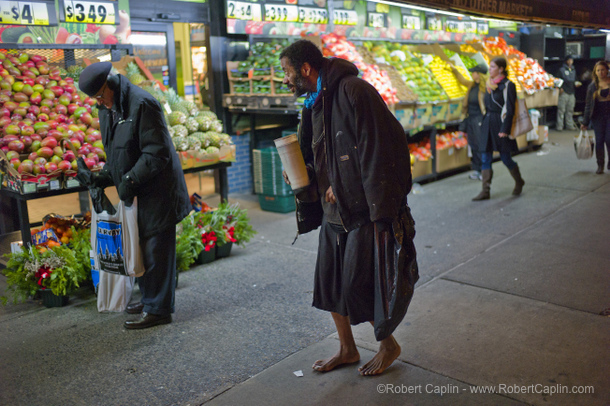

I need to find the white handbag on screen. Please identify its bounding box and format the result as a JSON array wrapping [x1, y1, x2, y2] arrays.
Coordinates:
[[574, 130, 595, 160]]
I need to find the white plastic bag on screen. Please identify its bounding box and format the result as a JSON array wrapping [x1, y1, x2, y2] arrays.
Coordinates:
[[574, 130, 595, 160], [91, 198, 145, 312]]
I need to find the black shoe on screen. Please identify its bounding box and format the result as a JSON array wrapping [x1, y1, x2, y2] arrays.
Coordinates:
[[124, 312, 172, 330], [125, 302, 145, 314], [596, 165, 604, 175]]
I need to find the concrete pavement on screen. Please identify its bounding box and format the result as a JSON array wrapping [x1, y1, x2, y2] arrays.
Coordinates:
[[0, 130, 608, 406]]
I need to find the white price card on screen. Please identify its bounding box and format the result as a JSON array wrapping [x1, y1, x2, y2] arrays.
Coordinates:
[[402, 15, 421, 30], [0, 1, 51, 26], [333, 9, 357, 26], [367, 12, 385, 28], [227, 0, 262, 21], [265, 4, 298, 22], [298, 7, 328, 24]]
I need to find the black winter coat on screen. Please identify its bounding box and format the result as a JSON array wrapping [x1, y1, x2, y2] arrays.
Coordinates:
[[99, 75, 191, 238], [480, 78, 518, 154], [297, 58, 412, 233]]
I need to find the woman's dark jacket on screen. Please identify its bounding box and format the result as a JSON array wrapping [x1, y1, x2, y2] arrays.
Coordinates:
[[582, 81, 599, 127], [297, 58, 412, 233], [480, 77, 518, 154], [98, 75, 191, 239]]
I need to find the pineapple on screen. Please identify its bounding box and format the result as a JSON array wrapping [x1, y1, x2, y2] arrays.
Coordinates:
[[168, 111, 187, 126], [172, 124, 188, 138], [185, 117, 199, 134], [126, 62, 145, 85]]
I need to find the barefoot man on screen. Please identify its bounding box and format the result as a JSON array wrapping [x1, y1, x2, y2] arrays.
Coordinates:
[[280, 40, 419, 376]]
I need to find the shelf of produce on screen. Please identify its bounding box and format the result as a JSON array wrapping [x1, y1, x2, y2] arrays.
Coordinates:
[[223, 94, 301, 114], [0, 162, 231, 249]]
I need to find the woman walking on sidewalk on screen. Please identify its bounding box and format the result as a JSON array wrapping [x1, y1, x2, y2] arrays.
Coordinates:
[[473, 57, 525, 201], [581, 60, 610, 174]]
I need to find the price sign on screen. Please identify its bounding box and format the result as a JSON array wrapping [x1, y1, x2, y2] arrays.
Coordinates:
[[464, 21, 477, 34], [401, 15, 421, 30], [265, 4, 298, 22], [333, 9, 358, 26], [64, 0, 117, 24], [367, 12, 385, 28], [477, 22, 489, 35], [446, 20, 464, 33], [298, 7, 328, 24], [0, 1, 55, 26], [227, 0, 262, 21], [427, 17, 443, 31]]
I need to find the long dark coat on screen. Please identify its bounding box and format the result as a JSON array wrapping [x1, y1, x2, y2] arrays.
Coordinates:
[[99, 75, 191, 238], [480, 77, 518, 154]]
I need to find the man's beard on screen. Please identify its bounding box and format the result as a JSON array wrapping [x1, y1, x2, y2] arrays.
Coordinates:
[[291, 70, 310, 96]]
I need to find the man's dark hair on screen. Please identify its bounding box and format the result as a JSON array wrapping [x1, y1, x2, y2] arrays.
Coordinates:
[[279, 40, 324, 72]]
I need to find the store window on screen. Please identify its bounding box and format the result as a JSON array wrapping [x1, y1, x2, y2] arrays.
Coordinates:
[[130, 31, 170, 87]]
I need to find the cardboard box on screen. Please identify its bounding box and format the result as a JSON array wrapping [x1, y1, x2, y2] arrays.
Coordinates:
[[516, 134, 528, 150], [454, 147, 470, 167], [411, 159, 432, 178], [0, 150, 61, 193], [394, 104, 416, 129], [414, 103, 432, 127], [447, 99, 464, 121], [436, 147, 458, 173], [429, 101, 449, 124]]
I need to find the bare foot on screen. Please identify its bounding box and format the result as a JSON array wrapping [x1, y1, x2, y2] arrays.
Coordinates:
[[312, 348, 360, 372], [358, 336, 401, 376]]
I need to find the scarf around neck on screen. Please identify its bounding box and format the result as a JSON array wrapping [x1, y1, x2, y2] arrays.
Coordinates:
[[486, 74, 506, 93], [303, 71, 323, 109]]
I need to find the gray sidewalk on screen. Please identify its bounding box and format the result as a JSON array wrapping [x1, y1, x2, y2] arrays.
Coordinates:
[[0, 130, 608, 406]]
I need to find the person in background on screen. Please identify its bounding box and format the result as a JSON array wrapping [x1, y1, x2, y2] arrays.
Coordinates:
[[456, 64, 488, 181], [279, 40, 418, 376], [78, 62, 191, 329], [473, 57, 524, 201], [581, 60, 610, 174], [556, 55, 581, 131]]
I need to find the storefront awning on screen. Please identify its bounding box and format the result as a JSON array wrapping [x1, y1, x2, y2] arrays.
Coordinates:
[[394, 0, 610, 29]]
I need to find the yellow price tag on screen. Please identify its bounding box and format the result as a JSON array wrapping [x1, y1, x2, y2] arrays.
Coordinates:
[[0, 1, 51, 26], [298, 7, 328, 24], [227, 1, 262, 21], [265, 4, 298, 22], [333, 9, 357, 26], [64, 0, 116, 25]]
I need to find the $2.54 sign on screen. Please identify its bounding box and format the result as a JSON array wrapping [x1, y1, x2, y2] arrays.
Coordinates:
[[64, 0, 117, 24]]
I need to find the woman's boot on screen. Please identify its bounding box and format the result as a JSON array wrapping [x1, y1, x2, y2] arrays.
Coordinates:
[[472, 169, 492, 201], [509, 166, 525, 195]]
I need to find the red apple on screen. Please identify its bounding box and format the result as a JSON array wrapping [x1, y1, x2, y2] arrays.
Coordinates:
[[40, 98, 54, 109], [27, 105, 40, 116], [58, 160, 71, 172], [51, 154, 62, 164], [4, 101, 17, 112], [42, 89, 55, 100], [67, 103, 79, 115], [63, 150, 76, 162], [18, 159, 33, 174], [20, 135, 32, 148], [8, 139, 25, 153], [29, 92, 42, 104], [54, 104, 67, 115], [32, 83, 44, 93], [91, 147, 106, 161], [4, 124, 20, 135], [6, 150, 19, 160], [36, 113, 49, 122], [33, 121, 49, 133], [28, 151, 38, 161], [0, 116, 11, 128], [9, 158, 21, 170], [37, 146, 53, 159], [83, 157, 96, 169], [47, 130, 63, 141], [91, 118, 100, 130], [87, 152, 100, 164], [44, 162, 57, 172], [78, 146, 91, 156], [41, 137, 58, 149], [34, 156, 47, 166], [32, 163, 45, 174], [50, 86, 63, 97], [79, 112, 93, 126]]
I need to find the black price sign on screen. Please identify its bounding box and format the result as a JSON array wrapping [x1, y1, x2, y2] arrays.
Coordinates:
[[64, 0, 117, 24], [298, 7, 328, 24], [227, 0, 262, 21], [265, 4, 298, 22]]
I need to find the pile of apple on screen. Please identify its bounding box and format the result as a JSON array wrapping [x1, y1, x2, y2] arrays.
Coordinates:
[[0, 51, 104, 178]]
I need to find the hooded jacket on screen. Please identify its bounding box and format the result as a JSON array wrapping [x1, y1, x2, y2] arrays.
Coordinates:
[[297, 58, 412, 233], [98, 74, 191, 239]]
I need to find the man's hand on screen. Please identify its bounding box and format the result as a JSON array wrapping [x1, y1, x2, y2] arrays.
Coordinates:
[[499, 132, 509, 138], [325, 186, 336, 204], [282, 170, 291, 185], [575, 81, 582, 88], [581, 124, 588, 131], [117, 175, 136, 202]]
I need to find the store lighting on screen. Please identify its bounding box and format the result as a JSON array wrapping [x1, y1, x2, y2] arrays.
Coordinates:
[[470, 16, 516, 23], [600, 29, 610, 33], [129, 34, 167, 46], [367, 0, 466, 18]]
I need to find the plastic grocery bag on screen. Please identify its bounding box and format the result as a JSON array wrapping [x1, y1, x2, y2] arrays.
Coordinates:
[[91, 195, 145, 312], [373, 204, 419, 341], [574, 130, 595, 160]]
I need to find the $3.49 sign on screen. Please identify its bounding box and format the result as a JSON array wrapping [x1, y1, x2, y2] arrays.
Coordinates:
[[0, 1, 55, 26], [63, 0, 117, 25], [298, 7, 328, 24]]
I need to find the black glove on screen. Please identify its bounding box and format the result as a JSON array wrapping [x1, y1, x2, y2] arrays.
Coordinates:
[[74, 157, 93, 187], [117, 173, 137, 206]]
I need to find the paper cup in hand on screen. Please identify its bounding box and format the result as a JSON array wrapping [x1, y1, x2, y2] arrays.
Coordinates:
[[274, 134, 310, 192]]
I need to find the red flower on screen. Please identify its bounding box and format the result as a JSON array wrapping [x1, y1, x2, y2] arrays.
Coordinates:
[[35, 266, 52, 287], [201, 231, 217, 251]]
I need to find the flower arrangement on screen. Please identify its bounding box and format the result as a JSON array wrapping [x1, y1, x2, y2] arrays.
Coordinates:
[[175, 215, 205, 272], [1, 226, 91, 305], [212, 202, 256, 247]]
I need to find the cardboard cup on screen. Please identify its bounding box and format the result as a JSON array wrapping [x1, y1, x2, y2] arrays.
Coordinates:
[[274, 134, 310, 191]]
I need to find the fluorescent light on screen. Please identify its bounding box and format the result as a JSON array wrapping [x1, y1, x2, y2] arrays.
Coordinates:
[[470, 16, 515, 23], [368, 0, 466, 18], [600, 29, 610, 33], [129, 34, 167, 46]]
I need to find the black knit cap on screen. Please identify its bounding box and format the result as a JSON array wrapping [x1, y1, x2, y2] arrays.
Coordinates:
[[78, 62, 112, 96], [468, 64, 488, 74]]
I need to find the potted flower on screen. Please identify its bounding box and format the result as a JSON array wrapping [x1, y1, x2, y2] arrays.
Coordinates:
[[194, 210, 220, 264], [212, 202, 256, 257], [1, 237, 90, 307], [175, 214, 205, 272]]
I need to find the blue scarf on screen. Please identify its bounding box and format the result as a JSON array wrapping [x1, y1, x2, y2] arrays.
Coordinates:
[[303, 72, 323, 109]]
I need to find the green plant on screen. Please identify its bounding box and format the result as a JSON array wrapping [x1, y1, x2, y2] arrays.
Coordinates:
[[212, 202, 256, 247], [176, 214, 205, 272], [1, 237, 90, 305]]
